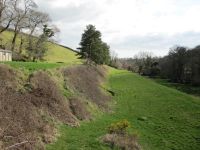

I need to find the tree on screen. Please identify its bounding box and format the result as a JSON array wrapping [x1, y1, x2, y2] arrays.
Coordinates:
[[158, 45, 200, 85], [110, 50, 119, 68], [133, 51, 155, 75], [11, 0, 37, 51], [27, 25, 54, 61], [167, 46, 187, 82], [26, 10, 50, 54], [0, 0, 16, 34], [78, 24, 110, 65], [187, 46, 200, 85]]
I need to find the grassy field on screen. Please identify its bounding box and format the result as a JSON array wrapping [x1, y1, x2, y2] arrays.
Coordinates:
[[0, 31, 81, 64], [47, 68, 200, 150]]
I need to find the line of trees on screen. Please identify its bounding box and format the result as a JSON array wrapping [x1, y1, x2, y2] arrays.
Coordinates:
[[111, 45, 200, 86], [78, 25, 110, 65], [0, 0, 59, 61], [159, 46, 200, 85]]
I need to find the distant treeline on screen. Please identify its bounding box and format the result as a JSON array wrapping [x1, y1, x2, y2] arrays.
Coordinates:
[[110, 46, 200, 86]]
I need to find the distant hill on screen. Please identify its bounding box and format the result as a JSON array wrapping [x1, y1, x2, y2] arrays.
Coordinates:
[[0, 30, 81, 64]]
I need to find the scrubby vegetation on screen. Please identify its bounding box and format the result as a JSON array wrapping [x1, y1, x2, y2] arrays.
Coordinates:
[[107, 120, 130, 135], [0, 64, 110, 149], [102, 120, 141, 150], [0, 64, 78, 149], [62, 65, 110, 108]]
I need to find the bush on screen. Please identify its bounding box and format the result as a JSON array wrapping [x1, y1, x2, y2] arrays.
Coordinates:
[[107, 120, 130, 135], [103, 120, 141, 150]]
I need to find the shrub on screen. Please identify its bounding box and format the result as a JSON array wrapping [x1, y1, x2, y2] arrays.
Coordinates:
[[103, 120, 141, 150], [107, 120, 130, 135]]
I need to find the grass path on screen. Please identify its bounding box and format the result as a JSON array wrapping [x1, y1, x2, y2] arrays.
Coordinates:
[[47, 69, 200, 150]]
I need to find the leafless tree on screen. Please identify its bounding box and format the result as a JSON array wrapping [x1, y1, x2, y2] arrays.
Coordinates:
[[11, 0, 37, 51], [23, 10, 50, 54], [28, 24, 57, 61], [110, 50, 119, 68], [0, 0, 16, 34], [28, 10, 50, 37]]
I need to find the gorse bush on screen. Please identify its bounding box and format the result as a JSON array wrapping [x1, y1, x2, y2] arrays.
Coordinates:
[[104, 120, 141, 150], [107, 119, 130, 135]]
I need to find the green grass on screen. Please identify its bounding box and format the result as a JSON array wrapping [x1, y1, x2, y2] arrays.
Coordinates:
[[44, 43, 81, 64], [46, 69, 200, 150], [0, 30, 81, 64], [1, 61, 63, 72]]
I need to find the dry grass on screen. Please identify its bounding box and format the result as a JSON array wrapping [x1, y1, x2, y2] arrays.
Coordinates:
[[62, 65, 110, 108], [69, 97, 91, 121], [29, 71, 78, 126], [0, 64, 110, 149], [0, 65, 79, 150], [102, 134, 141, 150]]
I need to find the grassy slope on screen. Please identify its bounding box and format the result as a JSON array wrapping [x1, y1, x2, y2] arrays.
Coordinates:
[[47, 68, 200, 150], [0, 31, 81, 64], [2, 61, 63, 72]]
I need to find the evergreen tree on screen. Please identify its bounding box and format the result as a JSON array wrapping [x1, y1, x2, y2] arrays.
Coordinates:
[[78, 24, 110, 65]]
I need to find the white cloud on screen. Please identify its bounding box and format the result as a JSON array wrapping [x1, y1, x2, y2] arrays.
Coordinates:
[[34, 0, 200, 57]]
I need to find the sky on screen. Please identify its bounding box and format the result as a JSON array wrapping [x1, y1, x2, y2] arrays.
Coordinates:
[[34, 0, 200, 58]]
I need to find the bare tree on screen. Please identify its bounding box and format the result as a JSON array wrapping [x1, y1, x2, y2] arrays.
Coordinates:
[[11, 0, 37, 51], [28, 10, 50, 37], [133, 51, 154, 74], [110, 50, 119, 68], [28, 24, 56, 61], [22, 10, 49, 54], [0, 0, 16, 34]]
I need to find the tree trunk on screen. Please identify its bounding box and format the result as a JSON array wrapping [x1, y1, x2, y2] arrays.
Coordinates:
[[11, 27, 19, 51], [33, 56, 36, 62], [19, 35, 24, 53]]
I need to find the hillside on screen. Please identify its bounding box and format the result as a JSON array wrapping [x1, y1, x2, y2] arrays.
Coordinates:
[[0, 30, 81, 64], [0, 60, 199, 150], [0, 64, 109, 149], [1, 29, 199, 149], [47, 69, 200, 150]]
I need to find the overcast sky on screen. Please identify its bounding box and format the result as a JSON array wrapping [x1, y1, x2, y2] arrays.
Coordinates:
[[35, 0, 200, 58]]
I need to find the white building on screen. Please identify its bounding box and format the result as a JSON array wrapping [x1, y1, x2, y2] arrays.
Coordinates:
[[0, 49, 12, 61]]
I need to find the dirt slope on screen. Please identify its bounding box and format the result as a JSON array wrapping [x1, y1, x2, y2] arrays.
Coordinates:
[[0, 64, 109, 150], [63, 65, 110, 108]]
